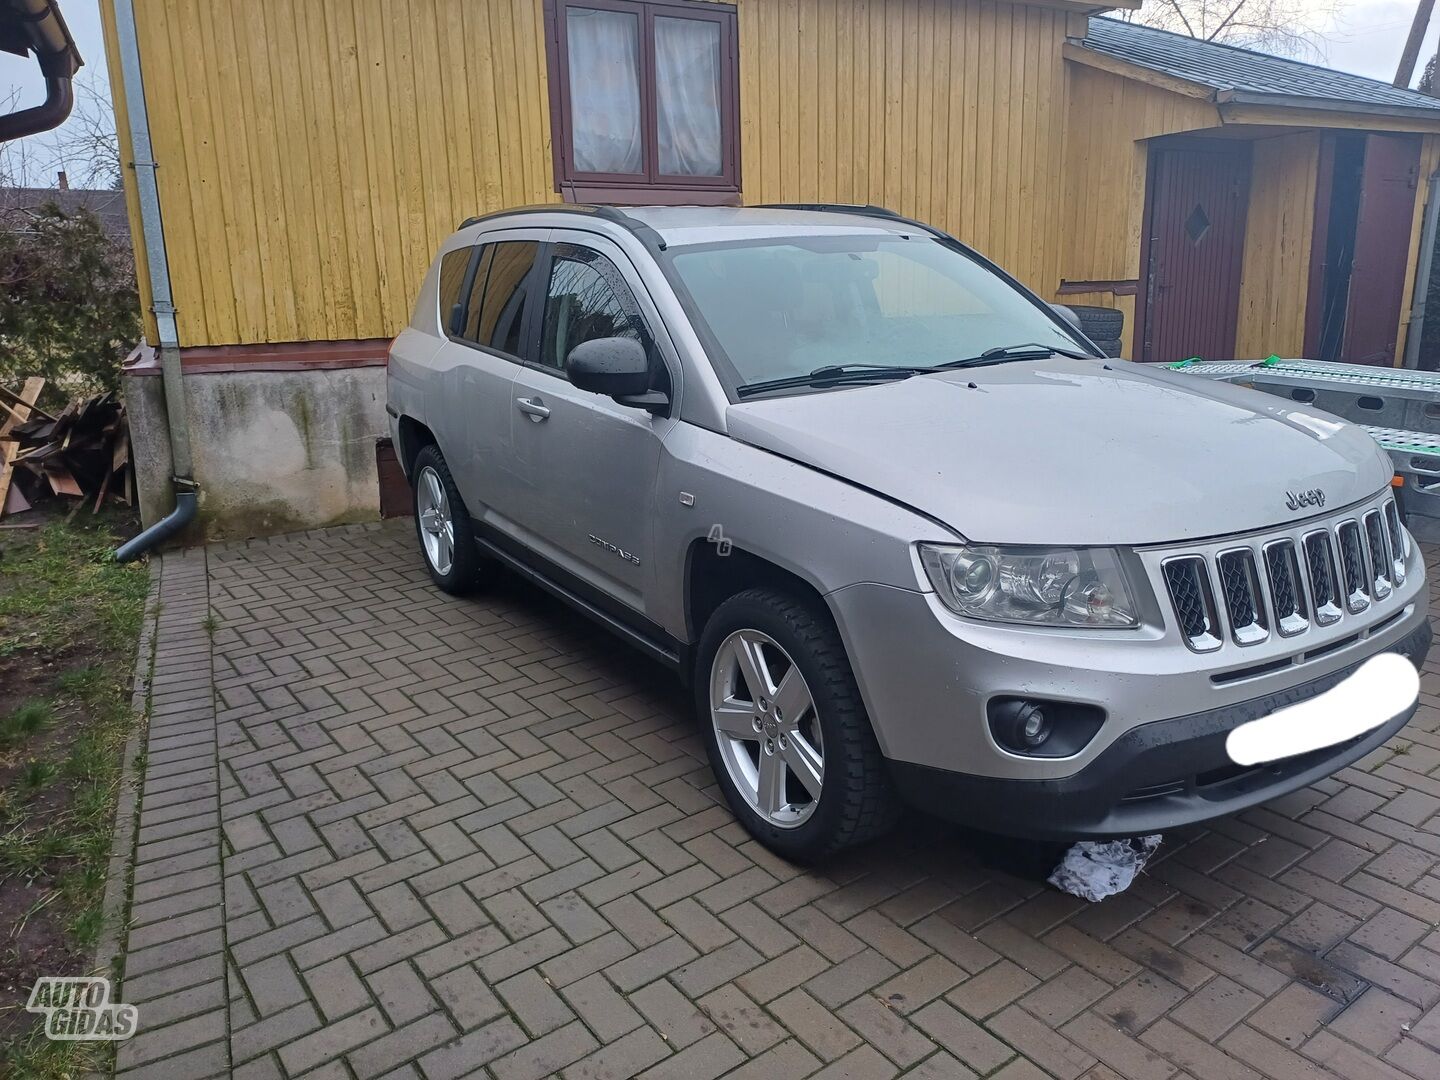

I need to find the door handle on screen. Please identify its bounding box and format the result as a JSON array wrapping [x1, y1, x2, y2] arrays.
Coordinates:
[[516, 396, 550, 421]]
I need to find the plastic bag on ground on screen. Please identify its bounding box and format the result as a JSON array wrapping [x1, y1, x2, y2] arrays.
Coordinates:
[[1047, 835, 1162, 902]]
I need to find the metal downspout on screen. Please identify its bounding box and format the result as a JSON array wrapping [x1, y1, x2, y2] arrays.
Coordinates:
[[1404, 170, 1440, 370], [112, 0, 196, 561], [0, 75, 73, 142]]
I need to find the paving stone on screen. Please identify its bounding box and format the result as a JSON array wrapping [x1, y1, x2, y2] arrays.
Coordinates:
[[122, 527, 1440, 1080], [630, 977, 717, 1048]]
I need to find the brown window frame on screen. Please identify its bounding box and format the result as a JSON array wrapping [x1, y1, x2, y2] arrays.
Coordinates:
[[543, 0, 741, 205]]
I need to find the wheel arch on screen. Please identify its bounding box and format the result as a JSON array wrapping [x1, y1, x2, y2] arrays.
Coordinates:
[[396, 415, 437, 480], [683, 538, 836, 647]]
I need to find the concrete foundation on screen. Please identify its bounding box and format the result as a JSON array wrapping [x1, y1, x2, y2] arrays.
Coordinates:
[[123, 363, 387, 538]]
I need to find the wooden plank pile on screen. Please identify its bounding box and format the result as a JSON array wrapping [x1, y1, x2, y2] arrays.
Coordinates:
[[0, 378, 134, 522]]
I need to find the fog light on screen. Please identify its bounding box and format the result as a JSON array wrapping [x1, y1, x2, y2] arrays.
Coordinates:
[[990, 699, 1051, 752], [1020, 704, 1049, 745], [987, 697, 1105, 758]]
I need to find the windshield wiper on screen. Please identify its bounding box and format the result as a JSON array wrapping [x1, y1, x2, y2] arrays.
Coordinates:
[[735, 365, 930, 398], [930, 342, 1094, 371]]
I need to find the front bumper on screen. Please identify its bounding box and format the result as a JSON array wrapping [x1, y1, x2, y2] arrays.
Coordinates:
[[888, 617, 1430, 840]]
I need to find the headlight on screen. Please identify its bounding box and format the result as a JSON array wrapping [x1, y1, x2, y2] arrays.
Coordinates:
[[919, 544, 1138, 627]]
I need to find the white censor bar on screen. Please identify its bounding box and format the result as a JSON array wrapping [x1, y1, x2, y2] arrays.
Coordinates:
[[1226, 653, 1420, 768]]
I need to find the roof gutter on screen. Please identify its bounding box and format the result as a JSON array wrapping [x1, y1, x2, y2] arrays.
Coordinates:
[[1215, 88, 1440, 123], [111, 0, 198, 562], [0, 0, 81, 142]]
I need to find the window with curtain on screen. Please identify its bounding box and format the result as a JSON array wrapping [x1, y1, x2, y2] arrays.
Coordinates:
[[547, 0, 738, 202]]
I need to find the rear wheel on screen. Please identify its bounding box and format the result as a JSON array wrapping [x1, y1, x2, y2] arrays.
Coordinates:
[[412, 444, 486, 594], [697, 588, 900, 862]]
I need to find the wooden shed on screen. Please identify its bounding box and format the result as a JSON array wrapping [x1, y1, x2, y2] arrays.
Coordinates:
[[97, 0, 1440, 532], [1060, 18, 1440, 365]]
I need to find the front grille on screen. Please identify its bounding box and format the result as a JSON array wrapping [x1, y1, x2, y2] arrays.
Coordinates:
[[1216, 548, 1269, 645], [1363, 510, 1393, 600], [1263, 539, 1307, 636], [1161, 498, 1404, 651], [1336, 520, 1370, 613], [1383, 500, 1407, 584], [1161, 556, 1221, 651]]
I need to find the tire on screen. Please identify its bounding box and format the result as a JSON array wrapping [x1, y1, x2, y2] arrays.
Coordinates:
[[695, 587, 901, 862], [1094, 337, 1123, 358], [1066, 304, 1125, 341], [411, 444, 487, 595]]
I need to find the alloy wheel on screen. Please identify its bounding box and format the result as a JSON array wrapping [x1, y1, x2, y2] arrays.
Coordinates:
[[416, 466, 455, 576], [709, 629, 824, 828]]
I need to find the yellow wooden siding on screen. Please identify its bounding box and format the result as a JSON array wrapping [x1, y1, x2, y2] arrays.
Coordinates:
[[1398, 134, 1440, 364], [108, 0, 1433, 362], [738, 0, 1073, 298], [1233, 133, 1319, 359], [108, 0, 1081, 345], [106, 0, 559, 348], [1059, 65, 1219, 296], [1053, 62, 1219, 361]]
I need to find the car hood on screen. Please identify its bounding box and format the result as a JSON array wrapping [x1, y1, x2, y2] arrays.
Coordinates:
[[724, 358, 1392, 546]]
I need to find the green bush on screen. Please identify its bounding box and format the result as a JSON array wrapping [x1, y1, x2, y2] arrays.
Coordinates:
[[0, 202, 140, 403]]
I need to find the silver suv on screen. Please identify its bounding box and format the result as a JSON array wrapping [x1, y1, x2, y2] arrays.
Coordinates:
[[387, 204, 1430, 862]]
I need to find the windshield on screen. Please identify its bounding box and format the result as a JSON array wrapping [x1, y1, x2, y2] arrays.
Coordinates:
[[668, 233, 1086, 395]]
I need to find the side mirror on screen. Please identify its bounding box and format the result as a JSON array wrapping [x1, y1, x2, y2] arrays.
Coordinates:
[[566, 337, 668, 412], [1048, 302, 1082, 333]]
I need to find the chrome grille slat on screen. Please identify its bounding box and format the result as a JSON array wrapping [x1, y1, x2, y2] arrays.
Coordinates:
[[1363, 510, 1393, 600], [1263, 539, 1307, 637], [1383, 499, 1406, 584], [1216, 548, 1269, 645], [1336, 520, 1370, 614], [1303, 529, 1343, 627], [1162, 556, 1222, 652]]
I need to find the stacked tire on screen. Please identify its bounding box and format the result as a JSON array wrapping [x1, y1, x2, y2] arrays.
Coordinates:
[[1066, 305, 1124, 359]]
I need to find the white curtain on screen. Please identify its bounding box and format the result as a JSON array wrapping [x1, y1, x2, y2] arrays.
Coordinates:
[[655, 17, 722, 177], [568, 9, 643, 174]]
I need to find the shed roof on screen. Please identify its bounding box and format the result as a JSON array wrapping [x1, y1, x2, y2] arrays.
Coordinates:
[[1076, 17, 1440, 120]]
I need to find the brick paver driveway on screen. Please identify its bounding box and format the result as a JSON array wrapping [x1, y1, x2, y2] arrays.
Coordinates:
[[115, 522, 1440, 1080]]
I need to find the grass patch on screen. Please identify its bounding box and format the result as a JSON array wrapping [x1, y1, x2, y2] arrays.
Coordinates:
[[0, 514, 148, 1078]]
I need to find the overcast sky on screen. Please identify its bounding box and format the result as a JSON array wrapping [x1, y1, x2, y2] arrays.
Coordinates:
[[2, 0, 1439, 188]]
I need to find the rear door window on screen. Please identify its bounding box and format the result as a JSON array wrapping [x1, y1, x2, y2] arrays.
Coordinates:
[[464, 241, 540, 357]]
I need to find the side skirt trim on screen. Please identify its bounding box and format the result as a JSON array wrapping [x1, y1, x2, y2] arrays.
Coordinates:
[[470, 518, 689, 673]]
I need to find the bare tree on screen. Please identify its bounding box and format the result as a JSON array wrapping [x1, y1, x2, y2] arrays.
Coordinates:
[[0, 86, 38, 187], [1120, 0, 1344, 60], [0, 72, 119, 190], [44, 74, 121, 190], [1421, 50, 1440, 96]]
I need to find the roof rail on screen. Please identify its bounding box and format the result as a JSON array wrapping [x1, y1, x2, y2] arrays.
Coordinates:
[[755, 202, 902, 220], [589, 205, 668, 251], [455, 204, 667, 251], [754, 202, 962, 244]]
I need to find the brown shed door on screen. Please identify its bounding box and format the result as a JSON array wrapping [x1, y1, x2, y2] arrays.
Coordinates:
[[1142, 145, 1251, 363], [1340, 134, 1420, 365]]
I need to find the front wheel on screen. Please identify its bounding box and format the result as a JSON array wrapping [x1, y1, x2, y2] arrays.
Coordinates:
[[696, 588, 901, 862]]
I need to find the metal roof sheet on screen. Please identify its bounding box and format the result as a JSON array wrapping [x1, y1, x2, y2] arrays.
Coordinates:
[[1079, 17, 1440, 116]]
